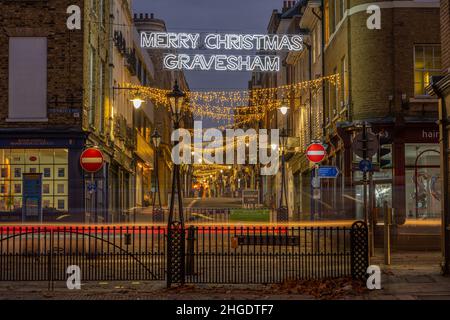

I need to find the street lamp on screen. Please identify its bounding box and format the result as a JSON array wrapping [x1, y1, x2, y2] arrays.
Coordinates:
[[113, 87, 145, 109], [166, 81, 187, 288], [167, 81, 186, 127], [278, 127, 289, 223], [151, 129, 163, 222], [279, 98, 290, 116], [152, 128, 161, 149], [279, 105, 289, 116], [131, 98, 145, 109]]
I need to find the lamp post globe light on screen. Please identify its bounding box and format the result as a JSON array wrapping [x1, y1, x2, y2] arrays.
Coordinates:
[[166, 80, 187, 288], [151, 128, 163, 222]]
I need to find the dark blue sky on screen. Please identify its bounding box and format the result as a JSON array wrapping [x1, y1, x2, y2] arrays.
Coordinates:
[[132, 0, 282, 91]]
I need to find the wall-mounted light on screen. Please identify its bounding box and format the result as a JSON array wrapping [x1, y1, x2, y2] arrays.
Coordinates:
[[113, 86, 145, 109], [131, 98, 145, 109], [279, 104, 289, 116]]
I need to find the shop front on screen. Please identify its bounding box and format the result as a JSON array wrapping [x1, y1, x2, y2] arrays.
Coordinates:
[[0, 132, 86, 222], [336, 121, 441, 250], [370, 123, 440, 225]]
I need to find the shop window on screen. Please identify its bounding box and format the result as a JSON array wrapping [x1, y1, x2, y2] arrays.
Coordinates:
[[405, 144, 440, 220], [0, 149, 68, 215], [414, 45, 441, 96]]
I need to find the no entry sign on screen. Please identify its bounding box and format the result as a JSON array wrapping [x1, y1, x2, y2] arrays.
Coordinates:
[[80, 148, 104, 173], [306, 143, 326, 163]]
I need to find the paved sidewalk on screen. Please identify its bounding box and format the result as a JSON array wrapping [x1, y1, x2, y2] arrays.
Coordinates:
[[368, 250, 450, 300], [0, 251, 448, 300]]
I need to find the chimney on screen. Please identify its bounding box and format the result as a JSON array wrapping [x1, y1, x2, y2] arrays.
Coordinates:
[[140, 13, 143, 19], [151, 13, 154, 19], [145, 13, 149, 19]]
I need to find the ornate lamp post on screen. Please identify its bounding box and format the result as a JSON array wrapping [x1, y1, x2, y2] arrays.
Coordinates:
[[151, 129, 163, 222], [166, 81, 186, 287], [278, 127, 289, 222]]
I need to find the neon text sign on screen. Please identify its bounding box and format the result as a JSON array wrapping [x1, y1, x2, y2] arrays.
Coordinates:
[[140, 32, 304, 72]]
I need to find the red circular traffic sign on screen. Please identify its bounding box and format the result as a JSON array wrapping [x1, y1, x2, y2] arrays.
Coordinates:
[[306, 143, 327, 163], [80, 148, 104, 173]]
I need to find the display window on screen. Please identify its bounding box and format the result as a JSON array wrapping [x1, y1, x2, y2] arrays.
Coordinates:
[[405, 144, 440, 220], [0, 149, 69, 214]]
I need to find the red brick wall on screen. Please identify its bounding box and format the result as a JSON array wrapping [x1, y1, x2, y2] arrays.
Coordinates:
[[0, 0, 84, 129], [442, 0, 450, 71]]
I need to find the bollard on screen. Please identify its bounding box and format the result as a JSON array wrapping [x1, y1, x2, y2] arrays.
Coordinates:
[[383, 201, 391, 265]]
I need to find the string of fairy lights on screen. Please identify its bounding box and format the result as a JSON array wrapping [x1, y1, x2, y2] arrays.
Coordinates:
[[122, 74, 340, 123], [123, 74, 340, 178]]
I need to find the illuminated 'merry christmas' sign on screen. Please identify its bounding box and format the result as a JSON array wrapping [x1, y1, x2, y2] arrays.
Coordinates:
[[140, 32, 304, 72]]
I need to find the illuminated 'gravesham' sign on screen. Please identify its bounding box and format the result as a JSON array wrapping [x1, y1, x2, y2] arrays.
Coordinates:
[[140, 32, 304, 72]]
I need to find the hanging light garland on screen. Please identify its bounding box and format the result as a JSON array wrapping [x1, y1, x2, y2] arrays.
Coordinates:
[[122, 74, 340, 120]]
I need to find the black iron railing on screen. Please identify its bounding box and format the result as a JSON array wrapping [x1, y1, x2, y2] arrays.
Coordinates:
[[0, 222, 368, 284], [0, 226, 166, 282], [184, 226, 354, 284]]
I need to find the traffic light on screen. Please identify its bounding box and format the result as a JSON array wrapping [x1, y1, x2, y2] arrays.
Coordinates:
[[378, 135, 392, 169]]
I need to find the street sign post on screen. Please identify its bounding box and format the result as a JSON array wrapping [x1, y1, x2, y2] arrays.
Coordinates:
[[359, 160, 373, 173], [313, 188, 321, 200], [80, 148, 104, 173], [312, 176, 321, 188], [317, 166, 340, 178], [306, 143, 326, 163], [353, 131, 379, 159], [88, 183, 97, 194], [352, 122, 377, 258]]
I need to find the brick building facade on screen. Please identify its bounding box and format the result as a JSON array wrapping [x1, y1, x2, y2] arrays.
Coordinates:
[[321, 0, 441, 229], [0, 1, 180, 223], [255, 0, 442, 235], [0, 0, 89, 222], [429, 0, 450, 272]]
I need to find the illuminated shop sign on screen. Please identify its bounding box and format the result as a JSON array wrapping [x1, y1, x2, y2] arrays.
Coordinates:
[[140, 32, 304, 72]]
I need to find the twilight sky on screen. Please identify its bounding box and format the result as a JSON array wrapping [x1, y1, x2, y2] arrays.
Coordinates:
[[132, 0, 282, 91]]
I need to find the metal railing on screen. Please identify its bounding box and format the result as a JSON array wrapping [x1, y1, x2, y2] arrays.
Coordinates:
[[0, 226, 165, 282], [184, 226, 353, 284], [0, 222, 368, 284]]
